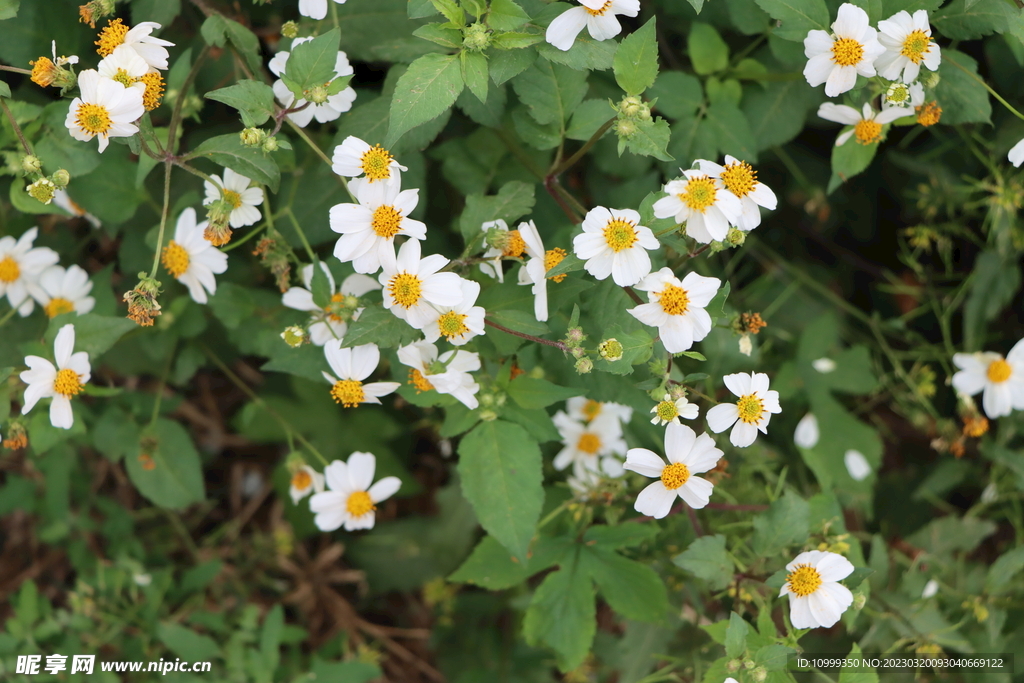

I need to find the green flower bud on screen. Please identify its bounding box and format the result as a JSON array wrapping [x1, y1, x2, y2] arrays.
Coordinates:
[[619, 96, 643, 117], [923, 72, 940, 89], [262, 136, 280, 153], [751, 666, 768, 683], [726, 659, 741, 673], [281, 325, 306, 347], [725, 227, 746, 246], [565, 326, 586, 345], [571, 346, 586, 359], [479, 408, 498, 422], [50, 168, 70, 188], [462, 22, 491, 52], [574, 357, 593, 374], [21, 154, 42, 174], [305, 84, 329, 105], [614, 118, 638, 139], [282, 21, 299, 39], [26, 177, 56, 205], [239, 127, 266, 147], [853, 593, 867, 610], [598, 338, 623, 361]]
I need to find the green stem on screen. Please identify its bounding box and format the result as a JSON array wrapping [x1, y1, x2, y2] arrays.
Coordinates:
[[549, 117, 615, 177], [0, 64, 32, 75], [0, 304, 19, 329], [284, 206, 318, 263], [0, 97, 32, 155], [149, 160, 173, 279], [171, 158, 218, 186], [286, 119, 356, 201]]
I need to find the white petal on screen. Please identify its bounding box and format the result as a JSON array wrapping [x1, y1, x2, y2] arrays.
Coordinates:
[[634, 481, 677, 519]]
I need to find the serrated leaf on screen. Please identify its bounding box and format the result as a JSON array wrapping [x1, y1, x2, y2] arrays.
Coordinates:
[[613, 17, 659, 95], [725, 612, 749, 658], [581, 547, 668, 622], [673, 534, 733, 590], [458, 180, 536, 239], [191, 134, 281, 192], [592, 325, 654, 375], [511, 60, 588, 126], [386, 53, 465, 147], [582, 523, 659, 549], [206, 80, 277, 127], [752, 491, 809, 556], [488, 46, 537, 85], [985, 546, 1024, 593], [158, 622, 220, 661], [522, 556, 596, 672], [649, 71, 703, 120], [125, 419, 206, 510], [462, 50, 489, 102], [488, 0, 530, 30], [828, 136, 879, 193], [199, 15, 262, 75], [619, 117, 674, 161], [342, 305, 420, 348], [283, 29, 342, 100], [46, 314, 137, 359], [753, 0, 830, 41], [412, 23, 463, 48], [932, 0, 1017, 39], [449, 534, 566, 588], [705, 101, 758, 162]]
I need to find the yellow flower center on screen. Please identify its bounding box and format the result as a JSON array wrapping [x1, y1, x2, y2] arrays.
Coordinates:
[[95, 18, 129, 57], [371, 204, 403, 239], [679, 175, 717, 213], [437, 311, 469, 340], [409, 368, 434, 393], [54, 368, 84, 398], [544, 248, 567, 283], [141, 71, 165, 111], [330, 379, 365, 407], [655, 400, 678, 422], [44, 298, 75, 318], [291, 469, 313, 490], [720, 160, 757, 198], [887, 84, 910, 104], [831, 37, 864, 67], [222, 189, 243, 209], [75, 102, 112, 136], [346, 490, 375, 517], [111, 68, 136, 88], [577, 433, 601, 455], [657, 283, 690, 316], [853, 119, 883, 145], [786, 564, 823, 597], [963, 416, 989, 438], [503, 229, 526, 258], [660, 462, 690, 490], [161, 240, 190, 278], [602, 218, 638, 253], [0, 256, 20, 283], [987, 359, 1012, 384], [736, 394, 764, 424], [916, 101, 941, 127], [360, 145, 395, 181], [582, 399, 601, 422], [388, 272, 423, 308], [324, 292, 346, 322], [585, 0, 613, 15], [30, 57, 58, 87], [900, 29, 930, 63]]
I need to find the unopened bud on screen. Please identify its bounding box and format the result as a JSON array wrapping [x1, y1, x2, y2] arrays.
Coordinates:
[[725, 659, 741, 673], [923, 72, 940, 89], [479, 408, 498, 422], [484, 226, 510, 251], [619, 96, 643, 117], [51, 168, 70, 188], [281, 325, 306, 347], [571, 346, 586, 359], [574, 357, 593, 374], [305, 84, 329, 105], [725, 227, 746, 246], [262, 136, 280, 152], [598, 338, 623, 361], [239, 127, 266, 147], [26, 177, 56, 205], [281, 21, 299, 39], [21, 154, 42, 174], [565, 326, 586, 345], [614, 118, 638, 139], [751, 667, 767, 683], [853, 593, 867, 610], [462, 22, 491, 51], [744, 659, 756, 670]]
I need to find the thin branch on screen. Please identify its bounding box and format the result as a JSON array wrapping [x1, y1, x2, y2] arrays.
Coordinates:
[[484, 318, 567, 351]]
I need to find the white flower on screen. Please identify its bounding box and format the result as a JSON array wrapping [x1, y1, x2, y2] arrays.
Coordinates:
[[479, 219, 529, 283], [875, 10, 940, 83], [695, 156, 777, 232], [28, 265, 95, 318], [812, 357, 836, 373], [161, 208, 228, 304], [0, 227, 60, 316], [572, 206, 658, 287], [779, 550, 854, 629], [308, 451, 400, 532], [52, 190, 101, 228], [420, 278, 486, 346], [652, 170, 743, 244], [794, 413, 820, 449], [322, 341, 401, 408], [628, 268, 721, 354], [65, 69, 144, 153], [289, 465, 325, 505], [844, 449, 871, 481], [566, 396, 633, 427], [803, 3, 885, 97], [650, 393, 699, 426], [706, 372, 782, 448], [20, 324, 91, 430], [203, 169, 264, 229], [97, 44, 149, 86], [332, 136, 406, 187], [921, 579, 939, 598], [1009, 138, 1024, 168], [330, 175, 426, 275], [299, 0, 347, 20], [379, 239, 463, 329], [282, 263, 380, 346], [624, 422, 724, 517], [882, 80, 925, 110], [269, 37, 357, 127], [952, 341, 1024, 419], [397, 340, 482, 409], [552, 411, 626, 477], [545, 0, 640, 51], [49, 40, 78, 67], [817, 102, 906, 146], [116, 21, 174, 71], [516, 220, 566, 323]]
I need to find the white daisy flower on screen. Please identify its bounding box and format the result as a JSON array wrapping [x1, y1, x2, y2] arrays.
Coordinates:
[[695, 156, 778, 232], [53, 190, 101, 228], [397, 340, 482, 409], [479, 219, 527, 283], [844, 449, 871, 481], [552, 411, 627, 477], [289, 465, 325, 505], [282, 263, 380, 346], [545, 0, 640, 52], [516, 220, 567, 323], [27, 265, 95, 319], [779, 550, 854, 629], [567, 466, 603, 499], [1009, 138, 1024, 168], [817, 102, 906, 147], [875, 10, 940, 84], [812, 357, 837, 373], [64, 69, 144, 153], [299, 0, 347, 20], [308, 451, 401, 532], [161, 208, 228, 305], [624, 422, 724, 517], [322, 341, 401, 408], [921, 579, 939, 599], [566, 396, 633, 427], [794, 412, 820, 449], [802, 3, 885, 97], [652, 170, 743, 244], [882, 80, 925, 110], [420, 278, 486, 347], [269, 37, 357, 127], [329, 174, 426, 275], [951, 341, 1024, 419], [628, 268, 721, 354], [650, 393, 699, 426], [97, 44, 149, 87], [331, 136, 407, 188], [706, 372, 782, 448], [0, 227, 60, 316], [572, 206, 658, 287], [378, 239, 463, 329], [96, 19, 174, 71], [20, 324, 91, 430], [203, 169, 264, 229]]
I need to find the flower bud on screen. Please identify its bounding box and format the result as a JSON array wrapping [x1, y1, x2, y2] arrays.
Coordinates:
[[619, 96, 643, 118], [26, 178, 56, 205], [281, 20, 299, 39], [574, 357, 593, 374], [725, 659, 741, 673], [484, 226, 511, 251], [565, 326, 586, 345], [571, 346, 586, 359], [239, 127, 267, 147], [725, 227, 746, 246], [853, 593, 867, 610], [21, 154, 42, 174], [281, 325, 306, 348], [51, 168, 70, 188], [598, 338, 623, 361], [2, 419, 28, 450], [262, 136, 280, 153], [478, 408, 498, 422], [462, 22, 491, 52], [751, 666, 768, 683], [744, 659, 756, 670], [614, 118, 638, 139], [305, 84, 329, 105], [923, 72, 940, 89]]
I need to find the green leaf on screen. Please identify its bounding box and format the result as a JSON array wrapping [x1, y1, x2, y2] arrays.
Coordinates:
[[192, 134, 281, 192], [490, 31, 543, 49], [932, 0, 1017, 39], [688, 23, 729, 75], [743, 79, 822, 152], [431, 0, 465, 25], [566, 99, 615, 141], [963, 251, 1022, 350], [199, 15, 263, 75], [582, 548, 668, 622], [506, 376, 578, 410], [511, 60, 588, 126], [673, 534, 733, 590], [125, 419, 206, 510], [649, 72, 703, 120], [844, 566, 874, 589], [752, 491, 809, 556], [413, 23, 463, 48], [619, 117, 674, 161], [342, 305, 420, 348], [522, 556, 596, 672], [934, 49, 992, 125], [613, 17, 659, 95], [705, 101, 758, 162], [458, 180, 537, 239], [309, 261, 332, 309], [260, 604, 284, 671], [592, 325, 654, 375], [985, 546, 1024, 593], [544, 252, 585, 278], [457, 420, 543, 562], [462, 50, 489, 103], [753, 0, 830, 41], [905, 515, 997, 556], [755, 644, 797, 671], [46, 314, 137, 359], [449, 533, 565, 588], [724, 612, 749, 658], [283, 29, 342, 99], [488, 0, 531, 30], [582, 523, 659, 549], [839, 644, 878, 683], [828, 137, 879, 194], [206, 80, 277, 127], [0, 80, 10, 98], [386, 53, 465, 147], [488, 46, 537, 85], [485, 309, 550, 337], [537, 36, 617, 71], [0, 0, 19, 20], [158, 622, 220, 661]]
